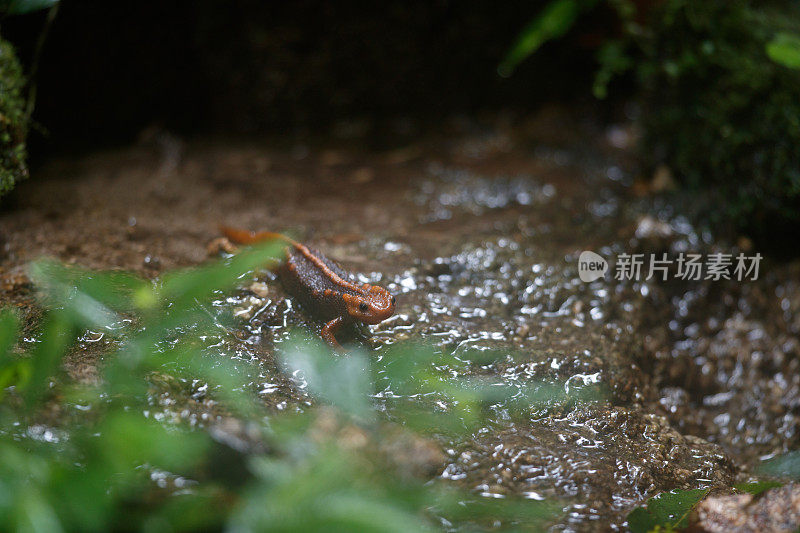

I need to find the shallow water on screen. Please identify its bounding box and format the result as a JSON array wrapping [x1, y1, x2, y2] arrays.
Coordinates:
[[3, 112, 798, 530], [202, 134, 751, 528]]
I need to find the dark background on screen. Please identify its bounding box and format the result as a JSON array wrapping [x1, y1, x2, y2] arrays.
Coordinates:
[[2, 0, 623, 155]]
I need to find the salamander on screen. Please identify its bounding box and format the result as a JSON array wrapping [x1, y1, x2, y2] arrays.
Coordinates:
[[221, 227, 396, 351]]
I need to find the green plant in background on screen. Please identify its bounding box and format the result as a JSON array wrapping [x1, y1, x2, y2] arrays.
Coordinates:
[[766, 31, 800, 69], [0, 0, 58, 15], [0, 245, 577, 531], [504, 0, 800, 239], [0, 0, 60, 197], [0, 35, 28, 196], [638, 0, 800, 236], [498, 0, 596, 77]]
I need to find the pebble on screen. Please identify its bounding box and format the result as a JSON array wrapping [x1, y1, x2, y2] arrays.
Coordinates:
[[249, 282, 270, 298]]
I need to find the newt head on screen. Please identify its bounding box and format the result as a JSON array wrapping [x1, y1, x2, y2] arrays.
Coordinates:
[[342, 286, 396, 325]]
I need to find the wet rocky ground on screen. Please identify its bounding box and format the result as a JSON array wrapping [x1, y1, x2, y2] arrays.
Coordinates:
[[1, 109, 797, 530]]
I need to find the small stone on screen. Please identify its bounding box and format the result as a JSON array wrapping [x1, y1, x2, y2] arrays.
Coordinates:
[[249, 281, 269, 298], [650, 165, 677, 192], [690, 483, 800, 533], [233, 306, 254, 320], [338, 425, 369, 450], [2, 271, 30, 291], [379, 426, 446, 478], [383, 146, 421, 165], [350, 167, 374, 183], [737, 236, 754, 252], [632, 178, 650, 197], [254, 156, 271, 173], [424, 258, 452, 277], [143, 254, 160, 268], [487, 484, 508, 495], [207, 237, 237, 256], [320, 150, 347, 166], [635, 215, 674, 240]]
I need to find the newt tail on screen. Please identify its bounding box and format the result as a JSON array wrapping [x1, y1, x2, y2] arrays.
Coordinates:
[[220, 226, 396, 351], [220, 226, 296, 247]]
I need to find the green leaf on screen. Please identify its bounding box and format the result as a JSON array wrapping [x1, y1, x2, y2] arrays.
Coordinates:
[[15, 487, 63, 533], [0, 358, 30, 396], [733, 481, 782, 496], [499, 0, 590, 77], [434, 490, 558, 529], [23, 311, 75, 408], [376, 341, 603, 435], [280, 336, 374, 422], [3, 0, 58, 15], [0, 310, 23, 396], [0, 309, 19, 361], [141, 485, 230, 533], [158, 243, 281, 311], [158, 342, 261, 417], [28, 260, 143, 330], [756, 450, 800, 479], [593, 40, 633, 99], [766, 32, 800, 70], [234, 450, 437, 533], [97, 412, 209, 473], [627, 488, 710, 533]]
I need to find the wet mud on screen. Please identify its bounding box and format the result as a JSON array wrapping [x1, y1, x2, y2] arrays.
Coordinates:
[[1, 110, 797, 530]]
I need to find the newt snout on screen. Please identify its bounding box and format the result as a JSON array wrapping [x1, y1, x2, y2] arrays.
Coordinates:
[[342, 286, 396, 324]]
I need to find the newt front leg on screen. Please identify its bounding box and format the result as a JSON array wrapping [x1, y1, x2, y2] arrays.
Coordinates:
[[321, 316, 345, 352]]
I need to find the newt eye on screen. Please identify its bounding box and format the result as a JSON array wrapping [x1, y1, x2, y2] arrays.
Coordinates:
[[359, 302, 368, 312], [391, 296, 396, 305]]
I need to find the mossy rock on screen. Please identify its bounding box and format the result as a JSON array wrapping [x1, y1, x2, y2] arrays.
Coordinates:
[[639, 0, 800, 239], [0, 34, 28, 197]]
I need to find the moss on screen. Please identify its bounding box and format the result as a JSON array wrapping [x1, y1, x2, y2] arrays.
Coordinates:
[[0, 34, 28, 197], [638, 0, 800, 236]]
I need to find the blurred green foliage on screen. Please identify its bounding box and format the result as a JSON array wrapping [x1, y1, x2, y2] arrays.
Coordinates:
[[637, 0, 800, 235], [627, 479, 792, 531], [0, 245, 575, 531], [766, 31, 800, 69], [756, 450, 800, 479], [0, 0, 58, 16], [0, 0, 59, 197], [505, 0, 800, 237], [0, 34, 28, 197], [732, 480, 783, 495], [498, 0, 593, 77], [626, 488, 709, 533]]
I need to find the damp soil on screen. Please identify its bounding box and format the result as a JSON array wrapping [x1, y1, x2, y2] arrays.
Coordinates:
[[1, 109, 798, 531]]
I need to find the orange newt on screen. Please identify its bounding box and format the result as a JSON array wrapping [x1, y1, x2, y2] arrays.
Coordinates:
[[221, 227, 396, 350]]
